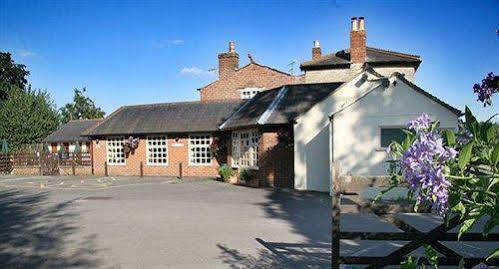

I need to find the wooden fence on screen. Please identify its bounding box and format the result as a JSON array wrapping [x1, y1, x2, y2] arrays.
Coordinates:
[[0, 152, 91, 175], [330, 163, 499, 268]]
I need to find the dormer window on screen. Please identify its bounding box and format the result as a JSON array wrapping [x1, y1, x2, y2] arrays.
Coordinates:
[[240, 87, 264, 99]]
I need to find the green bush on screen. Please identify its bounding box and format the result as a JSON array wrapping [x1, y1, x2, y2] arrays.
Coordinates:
[[238, 168, 252, 182], [218, 164, 233, 182]]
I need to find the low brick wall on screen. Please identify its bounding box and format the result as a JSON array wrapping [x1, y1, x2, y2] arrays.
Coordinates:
[[59, 166, 92, 176], [11, 166, 41, 176]]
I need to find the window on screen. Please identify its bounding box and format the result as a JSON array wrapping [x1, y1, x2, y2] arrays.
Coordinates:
[[189, 134, 212, 165], [380, 128, 406, 148], [232, 129, 260, 169], [147, 136, 168, 165], [107, 137, 125, 165], [240, 87, 264, 99]]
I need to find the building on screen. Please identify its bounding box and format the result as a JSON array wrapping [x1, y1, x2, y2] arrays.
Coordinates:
[[44, 119, 103, 153], [68, 17, 459, 192], [198, 41, 303, 102]]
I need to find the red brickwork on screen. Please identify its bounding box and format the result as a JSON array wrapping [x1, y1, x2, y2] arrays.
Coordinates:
[[200, 63, 304, 102], [91, 134, 221, 177]]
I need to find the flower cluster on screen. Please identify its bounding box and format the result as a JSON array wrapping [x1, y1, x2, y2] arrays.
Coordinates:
[[123, 136, 139, 154], [473, 72, 498, 107], [401, 114, 457, 214]]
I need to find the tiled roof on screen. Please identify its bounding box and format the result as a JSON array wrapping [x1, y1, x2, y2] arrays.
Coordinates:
[[84, 101, 242, 136], [300, 47, 421, 70], [44, 119, 103, 143], [219, 82, 343, 130]]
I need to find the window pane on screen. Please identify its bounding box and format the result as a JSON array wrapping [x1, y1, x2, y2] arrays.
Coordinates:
[[380, 128, 405, 148]]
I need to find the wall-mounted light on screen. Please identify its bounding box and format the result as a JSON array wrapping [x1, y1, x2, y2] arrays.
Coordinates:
[[175, 137, 180, 142], [96, 139, 99, 144]]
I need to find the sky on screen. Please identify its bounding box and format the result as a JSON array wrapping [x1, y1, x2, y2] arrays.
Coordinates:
[[0, 0, 497, 120]]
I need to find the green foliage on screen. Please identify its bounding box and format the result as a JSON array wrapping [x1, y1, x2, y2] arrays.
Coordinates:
[[60, 87, 105, 124], [401, 256, 418, 269], [0, 85, 60, 152], [218, 164, 233, 182], [238, 168, 252, 182], [0, 52, 30, 100]]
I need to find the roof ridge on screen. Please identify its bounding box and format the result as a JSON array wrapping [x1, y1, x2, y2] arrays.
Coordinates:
[[366, 47, 420, 59], [122, 101, 201, 108], [68, 119, 104, 122]]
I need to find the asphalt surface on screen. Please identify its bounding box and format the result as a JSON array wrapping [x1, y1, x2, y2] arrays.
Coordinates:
[[0, 175, 496, 268]]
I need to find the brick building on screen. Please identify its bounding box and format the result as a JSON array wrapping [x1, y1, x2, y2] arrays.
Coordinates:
[[61, 17, 460, 191]]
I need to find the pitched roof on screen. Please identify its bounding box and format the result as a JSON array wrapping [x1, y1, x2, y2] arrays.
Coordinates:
[[300, 47, 421, 71], [44, 119, 103, 143], [219, 82, 343, 130], [391, 72, 462, 116], [197, 62, 302, 91], [84, 101, 242, 136]]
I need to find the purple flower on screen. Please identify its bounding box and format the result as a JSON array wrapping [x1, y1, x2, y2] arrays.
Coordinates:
[[407, 113, 432, 133], [400, 115, 457, 215], [473, 72, 498, 107]]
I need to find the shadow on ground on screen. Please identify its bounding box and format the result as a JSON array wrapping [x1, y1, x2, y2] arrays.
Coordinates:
[[218, 189, 331, 268], [0, 188, 100, 268]]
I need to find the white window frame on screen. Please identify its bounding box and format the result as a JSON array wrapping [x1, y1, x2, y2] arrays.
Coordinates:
[[188, 134, 212, 166], [106, 137, 126, 165], [146, 135, 168, 166], [231, 129, 260, 169], [239, 87, 264, 99]]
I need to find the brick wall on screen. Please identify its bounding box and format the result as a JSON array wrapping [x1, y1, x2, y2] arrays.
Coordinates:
[[226, 126, 294, 188], [200, 63, 304, 102], [92, 134, 221, 177]]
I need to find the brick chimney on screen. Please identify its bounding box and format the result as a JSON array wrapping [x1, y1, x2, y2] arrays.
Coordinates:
[[350, 17, 367, 64], [218, 41, 239, 80], [312, 40, 322, 60]]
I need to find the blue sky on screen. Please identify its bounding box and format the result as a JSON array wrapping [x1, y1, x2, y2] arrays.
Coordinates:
[[1, 0, 497, 120]]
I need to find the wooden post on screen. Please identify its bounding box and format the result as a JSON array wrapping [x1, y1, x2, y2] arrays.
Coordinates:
[[331, 162, 341, 269], [140, 162, 143, 177], [39, 152, 43, 176], [178, 162, 183, 179], [104, 162, 108, 176], [72, 154, 76, 175]]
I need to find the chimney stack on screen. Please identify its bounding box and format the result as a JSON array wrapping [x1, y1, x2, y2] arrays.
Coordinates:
[[218, 41, 239, 80], [350, 17, 367, 64], [312, 40, 322, 60]]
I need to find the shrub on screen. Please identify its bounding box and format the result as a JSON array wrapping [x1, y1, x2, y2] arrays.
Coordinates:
[[218, 164, 233, 182], [238, 168, 252, 182]]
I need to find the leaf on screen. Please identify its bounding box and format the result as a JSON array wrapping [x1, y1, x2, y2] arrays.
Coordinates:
[[487, 248, 499, 261], [491, 142, 499, 167], [465, 106, 479, 138], [458, 217, 478, 240], [452, 201, 466, 219], [458, 142, 474, 172], [443, 129, 456, 147], [489, 177, 499, 191]]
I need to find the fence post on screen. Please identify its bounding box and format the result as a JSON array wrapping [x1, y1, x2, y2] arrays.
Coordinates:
[[140, 162, 143, 177], [104, 162, 108, 176], [38, 152, 43, 176], [72, 158, 76, 175], [178, 162, 183, 179], [331, 162, 341, 269]]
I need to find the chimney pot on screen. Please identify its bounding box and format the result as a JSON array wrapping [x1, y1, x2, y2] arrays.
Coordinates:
[[358, 17, 365, 31], [351, 17, 358, 31], [229, 41, 235, 52], [313, 40, 320, 48]]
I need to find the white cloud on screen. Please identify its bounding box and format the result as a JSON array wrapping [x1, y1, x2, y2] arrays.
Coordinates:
[[153, 39, 185, 48], [180, 67, 216, 77], [17, 49, 36, 58]]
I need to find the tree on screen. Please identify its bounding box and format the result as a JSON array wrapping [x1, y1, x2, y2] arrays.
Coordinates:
[[0, 52, 30, 100], [0, 85, 60, 152], [60, 88, 105, 124]]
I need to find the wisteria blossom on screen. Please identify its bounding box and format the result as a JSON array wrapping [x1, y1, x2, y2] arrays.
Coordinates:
[[473, 72, 498, 107], [400, 114, 457, 214]]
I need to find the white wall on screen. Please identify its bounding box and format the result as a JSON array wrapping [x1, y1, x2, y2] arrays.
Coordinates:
[[294, 71, 382, 191], [305, 66, 416, 84], [294, 70, 459, 192], [332, 76, 459, 176]]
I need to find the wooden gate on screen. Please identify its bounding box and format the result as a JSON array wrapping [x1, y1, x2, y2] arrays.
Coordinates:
[[39, 153, 59, 176], [331, 164, 498, 268]]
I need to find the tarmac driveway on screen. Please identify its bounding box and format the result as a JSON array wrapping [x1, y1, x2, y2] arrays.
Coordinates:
[[0, 176, 496, 268]]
